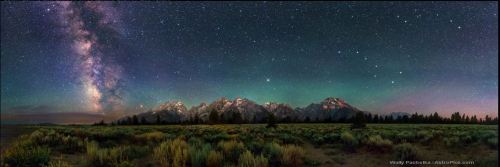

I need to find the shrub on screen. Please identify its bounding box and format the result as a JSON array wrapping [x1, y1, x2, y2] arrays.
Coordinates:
[[190, 144, 212, 167], [323, 133, 340, 144], [416, 130, 433, 144], [29, 130, 47, 144], [29, 129, 85, 153], [206, 150, 223, 167], [278, 133, 302, 144], [123, 145, 151, 159], [478, 130, 497, 142], [443, 137, 460, 147], [245, 140, 265, 154], [204, 133, 230, 143], [2, 145, 50, 167], [486, 137, 497, 149], [85, 141, 130, 167], [340, 132, 358, 150], [395, 131, 416, 143], [311, 134, 325, 145], [238, 150, 268, 167], [364, 135, 393, 152], [280, 145, 305, 167], [263, 142, 283, 166], [153, 138, 189, 167], [394, 143, 418, 161], [60, 135, 85, 153], [188, 137, 204, 147], [85, 141, 99, 163], [217, 140, 246, 163], [135, 131, 165, 144], [461, 135, 473, 144]]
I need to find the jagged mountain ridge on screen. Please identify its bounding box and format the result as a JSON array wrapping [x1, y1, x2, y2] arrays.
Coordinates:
[[297, 97, 363, 121], [118, 97, 363, 123]]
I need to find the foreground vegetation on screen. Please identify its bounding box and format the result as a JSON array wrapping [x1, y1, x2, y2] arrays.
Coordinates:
[[1, 124, 498, 167]]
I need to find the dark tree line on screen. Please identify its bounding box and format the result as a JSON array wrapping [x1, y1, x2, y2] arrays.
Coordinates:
[[98, 111, 498, 126], [360, 112, 498, 125], [270, 112, 498, 125]]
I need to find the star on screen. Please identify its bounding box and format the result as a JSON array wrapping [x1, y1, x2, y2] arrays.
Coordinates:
[[457, 26, 462, 29], [266, 78, 271, 82]]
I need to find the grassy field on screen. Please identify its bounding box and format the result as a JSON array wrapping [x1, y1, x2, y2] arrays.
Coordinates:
[[0, 124, 497, 167]]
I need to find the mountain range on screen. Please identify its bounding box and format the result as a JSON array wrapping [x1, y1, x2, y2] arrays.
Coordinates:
[[118, 97, 371, 123]]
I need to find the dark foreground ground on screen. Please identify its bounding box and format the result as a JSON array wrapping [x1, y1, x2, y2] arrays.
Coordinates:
[[0, 124, 498, 167], [0, 125, 37, 152]]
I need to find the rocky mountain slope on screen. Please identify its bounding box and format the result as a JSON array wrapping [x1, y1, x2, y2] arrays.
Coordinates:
[[119, 97, 363, 123]]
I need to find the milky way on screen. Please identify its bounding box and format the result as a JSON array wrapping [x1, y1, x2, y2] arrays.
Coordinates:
[[54, 2, 124, 112]]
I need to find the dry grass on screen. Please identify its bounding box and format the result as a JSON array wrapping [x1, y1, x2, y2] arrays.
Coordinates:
[[281, 145, 305, 167], [153, 138, 189, 167]]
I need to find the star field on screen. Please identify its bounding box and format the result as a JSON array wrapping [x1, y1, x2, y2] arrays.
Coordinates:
[[1, 2, 498, 120]]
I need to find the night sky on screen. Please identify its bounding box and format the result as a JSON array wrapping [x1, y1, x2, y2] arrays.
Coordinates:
[[1, 1, 498, 122]]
